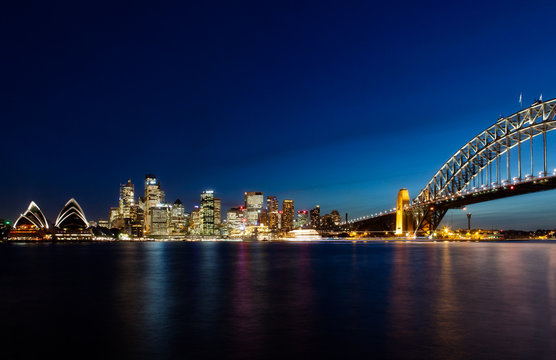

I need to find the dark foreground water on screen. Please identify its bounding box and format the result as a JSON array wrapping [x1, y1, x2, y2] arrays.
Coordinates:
[[1, 241, 556, 359]]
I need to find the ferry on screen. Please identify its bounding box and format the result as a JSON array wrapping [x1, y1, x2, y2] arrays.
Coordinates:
[[283, 229, 322, 241]]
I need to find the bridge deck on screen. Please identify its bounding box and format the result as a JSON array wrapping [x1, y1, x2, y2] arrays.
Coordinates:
[[351, 175, 556, 232]]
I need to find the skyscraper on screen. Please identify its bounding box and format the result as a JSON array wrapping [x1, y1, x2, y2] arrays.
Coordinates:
[[119, 179, 135, 219], [200, 190, 215, 236], [282, 199, 294, 231], [245, 191, 264, 225], [310, 206, 321, 229], [170, 199, 187, 234], [267, 195, 279, 231], [144, 174, 165, 234]]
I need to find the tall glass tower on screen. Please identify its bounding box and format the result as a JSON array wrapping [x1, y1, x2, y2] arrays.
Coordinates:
[[200, 190, 215, 236]]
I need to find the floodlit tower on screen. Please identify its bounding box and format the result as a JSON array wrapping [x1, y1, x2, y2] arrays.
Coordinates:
[[395, 188, 412, 235]]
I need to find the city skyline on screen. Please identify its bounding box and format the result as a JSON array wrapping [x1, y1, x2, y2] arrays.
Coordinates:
[[3, 1, 556, 230], [4, 3, 556, 359], [5, 172, 351, 241]]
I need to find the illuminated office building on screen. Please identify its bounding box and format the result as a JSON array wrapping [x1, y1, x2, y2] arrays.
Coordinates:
[[282, 200, 294, 231], [226, 207, 245, 233], [190, 206, 200, 235], [148, 205, 169, 237], [245, 191, 264, 225], [310, 206, 321, 229], [119, 179, 135, 219], [144, 174, 165, 234], [129, 205, 144, 237], [214, 198, 221, 225], [200, 190, 215, 236], [267, 195, 279, 230], [170, 199, 187, 234], [109, 207, 119, 228], [259, 209, 269, 226]]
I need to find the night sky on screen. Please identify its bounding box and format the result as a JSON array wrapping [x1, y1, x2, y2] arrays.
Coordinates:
[[3, 0, 556, 230]]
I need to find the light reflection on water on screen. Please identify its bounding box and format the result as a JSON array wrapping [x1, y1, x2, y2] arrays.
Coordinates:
[[1, 241, 556, 359]]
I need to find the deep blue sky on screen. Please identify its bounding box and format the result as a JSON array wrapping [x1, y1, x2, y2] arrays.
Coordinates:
[[3, 0, 556, 229]]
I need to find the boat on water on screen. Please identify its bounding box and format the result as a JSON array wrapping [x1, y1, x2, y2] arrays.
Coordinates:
[[283, 229, 322, 241]]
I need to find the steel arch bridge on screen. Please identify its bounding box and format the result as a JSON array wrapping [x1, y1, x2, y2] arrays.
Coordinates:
[[349, 98, 556, 235]]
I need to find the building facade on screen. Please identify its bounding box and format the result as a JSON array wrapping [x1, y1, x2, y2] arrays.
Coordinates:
[[245, 191, 264, 225], [170, 199, 188, 235], [148, 205, 169, 236], [267, 195, 279, 231], [226, 207, 245, 234], [214, 198, 221, 225], [144, 174, 165, 234], [282, 200, 294, 232], [310, 206, 321, 229], [119, 179, 135, 219], [200, 190, 215, 236]]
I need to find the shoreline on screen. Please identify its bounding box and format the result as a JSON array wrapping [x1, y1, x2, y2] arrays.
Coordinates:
[[2, 237, 556, 244]]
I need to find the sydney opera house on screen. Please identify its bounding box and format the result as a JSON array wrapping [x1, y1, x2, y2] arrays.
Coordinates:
[[8, 198, 93, 241]]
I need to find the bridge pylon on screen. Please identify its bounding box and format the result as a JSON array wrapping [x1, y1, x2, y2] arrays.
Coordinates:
[[395, 189, 413, 235]]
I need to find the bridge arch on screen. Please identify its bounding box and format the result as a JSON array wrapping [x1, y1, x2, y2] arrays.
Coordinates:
[[415, 99, 556, 204]]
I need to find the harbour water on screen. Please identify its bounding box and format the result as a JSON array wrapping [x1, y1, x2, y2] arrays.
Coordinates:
[[1, 241, 555, 359]]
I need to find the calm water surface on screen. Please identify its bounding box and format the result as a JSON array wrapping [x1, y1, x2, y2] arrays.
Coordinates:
[[1, 241, 556, 359]]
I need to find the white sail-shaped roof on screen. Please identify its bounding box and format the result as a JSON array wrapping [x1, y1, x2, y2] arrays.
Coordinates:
[[13, 201, 49, 229], [55, 198, 89, 229]]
